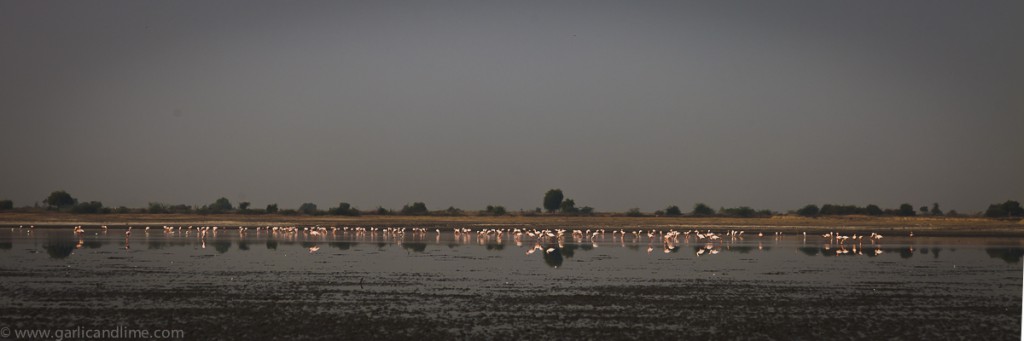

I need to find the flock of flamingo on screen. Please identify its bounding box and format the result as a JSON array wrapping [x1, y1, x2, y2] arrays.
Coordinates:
[[3, 224, 910, 257]]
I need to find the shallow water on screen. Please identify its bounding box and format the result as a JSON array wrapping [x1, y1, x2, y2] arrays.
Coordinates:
[[0, 225, 1021, 340]]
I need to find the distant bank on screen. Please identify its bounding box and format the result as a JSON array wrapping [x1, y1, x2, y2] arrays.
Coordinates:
[[2, 212, 1022, 237]]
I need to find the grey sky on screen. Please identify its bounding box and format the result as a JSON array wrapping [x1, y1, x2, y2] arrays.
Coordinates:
[[1, 1, 1021, 213]]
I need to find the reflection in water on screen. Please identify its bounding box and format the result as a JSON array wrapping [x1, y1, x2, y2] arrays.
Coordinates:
[[43, 236, 76, 259], [4, 226, 1022, 270], [402, 242, 427, 253], [985, 247, 1024, 263], [542, 246, 563, 268], [329, 242, 355, 250], [1, 233, 12, 250], [798, 247, 819, 256], [212, 240, 231, 254]]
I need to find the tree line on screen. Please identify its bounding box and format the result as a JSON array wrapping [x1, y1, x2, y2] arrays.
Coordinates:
[[0, 190, 1021, 219]]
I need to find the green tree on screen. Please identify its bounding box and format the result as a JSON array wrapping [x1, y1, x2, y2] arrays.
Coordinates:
[[45, 190, 76, 209], [625, 208, 642, 217], [664, 205, 682, 216], [930, 203, 943, 216], [239, 202, 251, 211], [265, 204, 278, 214], [579, 206, 594, 215], [559, 198, 577, 213], [796, 204, 819, 217], [898, 203, 916, 216], [691, 203, 715, 217], [543, 189, 564, 212], [919, 206, 928, 214], [0, 199, 13, 210]]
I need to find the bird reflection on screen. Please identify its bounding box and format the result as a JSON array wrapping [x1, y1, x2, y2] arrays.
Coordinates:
[[12, 225, 918, 265]]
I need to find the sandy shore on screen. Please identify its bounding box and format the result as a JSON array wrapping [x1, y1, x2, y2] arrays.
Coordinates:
[[2, 212, 1022, 236]]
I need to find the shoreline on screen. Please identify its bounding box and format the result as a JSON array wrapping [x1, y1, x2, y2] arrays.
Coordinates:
[[2, 212, 1022, 236]]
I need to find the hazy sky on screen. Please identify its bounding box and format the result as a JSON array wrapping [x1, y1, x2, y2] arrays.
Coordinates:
[[1, 1, 1021, 213]]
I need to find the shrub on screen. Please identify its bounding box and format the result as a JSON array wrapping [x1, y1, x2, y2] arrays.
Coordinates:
[[71, 201, 104, 214], [559, 199, 578, 214], [796, 204, 819, 217], [483, 205, 506, 216], [401, 202, 428, 215], [332, 202, 360, 216], [298, 203, 319, 215]]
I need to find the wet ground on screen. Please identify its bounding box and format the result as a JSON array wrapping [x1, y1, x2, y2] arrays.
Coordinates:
[[0, 225, 1021, 340]]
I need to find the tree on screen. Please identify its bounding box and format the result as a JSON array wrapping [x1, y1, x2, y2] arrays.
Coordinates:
[[265, 204, 278, 214], [625, 208, 642, 217], [332, 202, 359, 216], [796, 204, 819, 217], [579, 206, 594, 215], [919, 206, 928, 214], [45, 190, 76, 209], [930, 203, 943, 216], [559, 198, 578, 213], [985, 200, 1023, 218], [0, 199, 13, 210], [865, 204, 883, 216], [239, 202, 251, 211], [210, 197, 233, 213], [691, 203, 715, 217], [543, 189, 564, 212], [898, 203, 916, 216], [401, 202, 428, 215], [298, 203, 318, 215], [664, 205, 682, 216]]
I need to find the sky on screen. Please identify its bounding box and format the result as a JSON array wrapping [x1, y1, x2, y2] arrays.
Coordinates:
[[1, 1, 1021, 213]]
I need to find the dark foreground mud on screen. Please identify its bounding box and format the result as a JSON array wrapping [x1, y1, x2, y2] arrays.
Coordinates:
[[0, 226, 1020, 340]]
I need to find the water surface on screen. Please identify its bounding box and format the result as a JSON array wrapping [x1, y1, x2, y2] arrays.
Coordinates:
[[0, 225, 1020, 340]]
